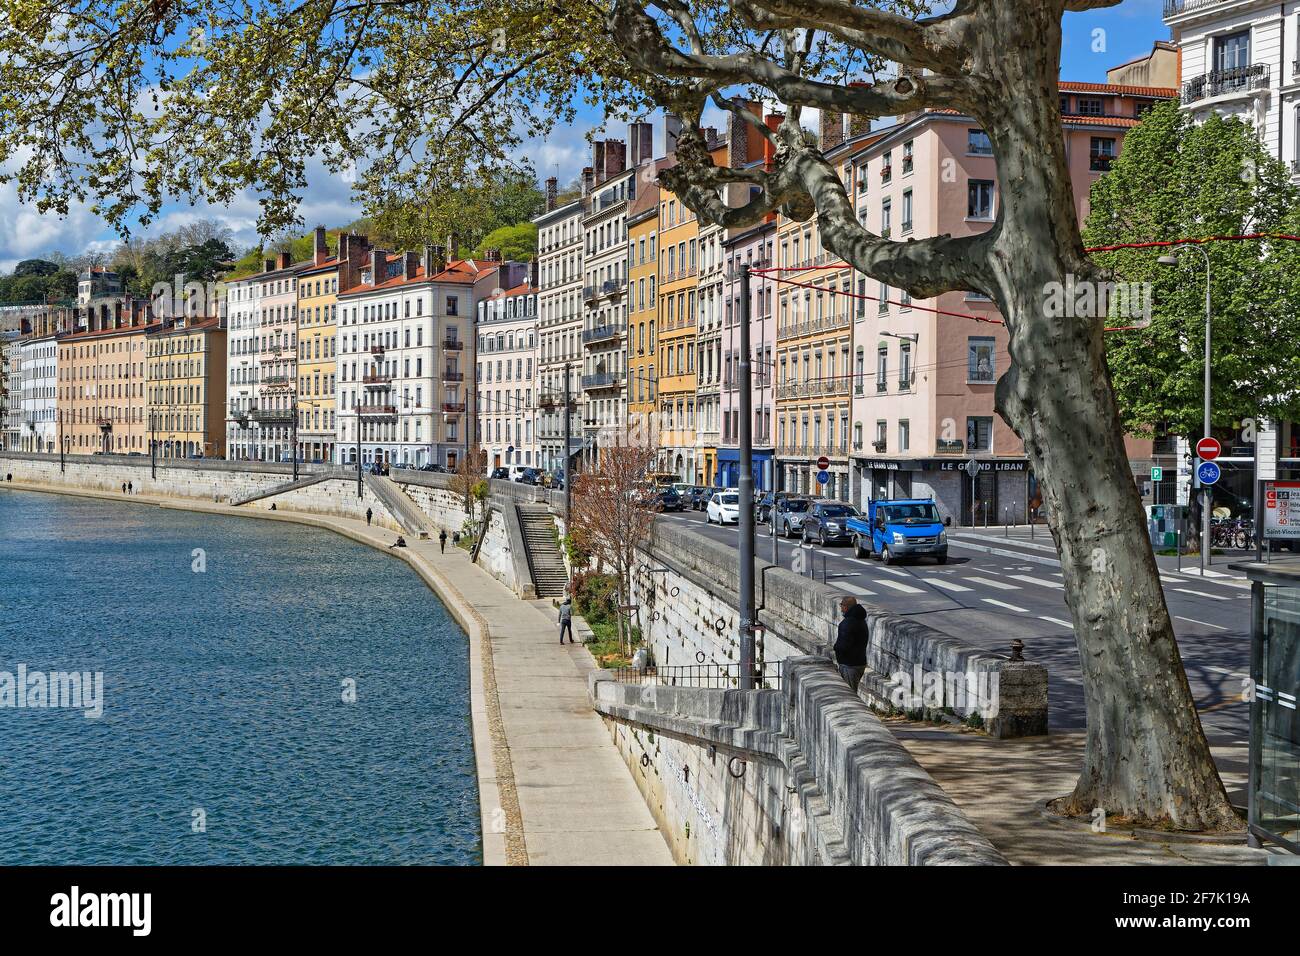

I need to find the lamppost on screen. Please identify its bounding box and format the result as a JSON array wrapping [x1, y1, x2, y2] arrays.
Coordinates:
[[1158, 245, 1212, 575]]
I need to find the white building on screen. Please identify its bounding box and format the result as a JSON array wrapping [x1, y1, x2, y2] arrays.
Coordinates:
[[695, 217, 726, 484], [534, 185, 586, 474], [1164, 1, 1298, 171], [337, 249, 489, 470], [19, 336, 57, 453], [224, 273, 263, 460], [3, 334, 23, 451], [475, 262, 539, 469]]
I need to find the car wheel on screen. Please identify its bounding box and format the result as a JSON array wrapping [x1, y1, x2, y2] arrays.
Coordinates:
[[801, 526, 810, 544], [880, 545, 893, 565], [819, 529, 827, 547], [854, 535, 869, 559], [936, 554, 948, 565]]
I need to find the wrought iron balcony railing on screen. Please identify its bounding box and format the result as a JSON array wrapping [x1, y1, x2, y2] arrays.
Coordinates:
[[1182, 63, 1270, 103]]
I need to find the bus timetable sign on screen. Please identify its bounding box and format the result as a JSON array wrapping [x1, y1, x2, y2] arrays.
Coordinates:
[[1264, 481, 1300, 540]]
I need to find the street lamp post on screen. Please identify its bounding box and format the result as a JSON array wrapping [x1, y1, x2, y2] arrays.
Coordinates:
[[1159, 246, 1212, 575]]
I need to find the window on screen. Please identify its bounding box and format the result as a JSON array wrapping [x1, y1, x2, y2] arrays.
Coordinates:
[[968, 337, 996, 382], [968, 180, 995, 220], [902, 140, 914, 174], [876, 346, 888, 393], [1216, 29, 1250, 73], [901, 190, 913, 233], [967, 416, 993, 452], [881, 198, 892, 238], [898, 419, 910, 453], [880, 151, 892, 184], [1076, 97, 1104, 117], [968, 129, 993, 155], [1089, 137, 1117, 172], [899, 342, 912, 389]]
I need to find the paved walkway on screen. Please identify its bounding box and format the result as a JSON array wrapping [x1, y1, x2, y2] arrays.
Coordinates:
[[1, 482, 673, 867]]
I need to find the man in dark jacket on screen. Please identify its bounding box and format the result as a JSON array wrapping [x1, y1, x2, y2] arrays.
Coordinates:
[[834, 596, 869, 693]]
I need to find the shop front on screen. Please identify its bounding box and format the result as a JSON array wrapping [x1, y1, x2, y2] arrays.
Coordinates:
[[716, 446, 774, 491], [852, 456, 1031, 526]]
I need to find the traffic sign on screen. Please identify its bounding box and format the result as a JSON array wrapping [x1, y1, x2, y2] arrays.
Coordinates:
[[1195, 437, 1221, 461], [816, 455, 830, 471], [1196, 461, 1221, 485], [964, 457, 981, 478], [1150, 466, 1163, 482], [816, 470, 830, 485]]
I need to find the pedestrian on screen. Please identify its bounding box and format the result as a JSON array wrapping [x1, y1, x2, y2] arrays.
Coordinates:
[[835, 595, 869, 694], [127, 481, 133, 494], [122, 482, 127, 494], [558, 596, 574, 645], [389, 535, 406, 549], [365, 507, 373, 526], [439, 528, 447, 553]]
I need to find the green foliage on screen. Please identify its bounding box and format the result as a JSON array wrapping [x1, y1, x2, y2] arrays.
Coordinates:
[[0, 263, 75, 305], [470, 222, 538, 262], [570, 571, 619, 626], [1084, 101, 1300, 438]]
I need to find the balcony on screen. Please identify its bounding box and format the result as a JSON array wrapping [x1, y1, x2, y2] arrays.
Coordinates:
[[936, 439, 965, 455], [1163, 0, 1230, 17], [442, 338, 463, 351], [369, 344, 386, 356], [357, 404, 398, 418], [97, 417, 112, 429], [441, 401, 466, 414], [872, 439, 887, 453], [600, 278, 626, 299], [582, 324, 624, 346], [1182, 63, 1270, 103], [581, 372, 620, 391], [251, 407, 294, 424], [442, 369, 464, 382], [362, 372, 391, 385], [262, 374, 291, 387], [968, 367, 996, 384], [583, 285, 598, 303]]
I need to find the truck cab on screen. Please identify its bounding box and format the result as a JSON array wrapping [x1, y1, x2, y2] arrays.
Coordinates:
[[846, 498, 951, 565]]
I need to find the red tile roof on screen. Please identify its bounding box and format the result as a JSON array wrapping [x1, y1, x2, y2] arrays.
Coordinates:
[[1059, 80, 1177, 97], [337, 258, 500, 297]]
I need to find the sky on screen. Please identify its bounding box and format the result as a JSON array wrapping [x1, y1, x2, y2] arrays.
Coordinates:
[[0, 0, 1170, 272]]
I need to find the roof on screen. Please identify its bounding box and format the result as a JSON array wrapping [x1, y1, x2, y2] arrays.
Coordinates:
[[154, 317, 224, 336], [1059, 80, 1177, 98], [59, 321, 163, 343], [297, 256, 340, 277], [337, 258, 500, 297]]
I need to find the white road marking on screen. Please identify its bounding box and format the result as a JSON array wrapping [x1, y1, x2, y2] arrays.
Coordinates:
[[982, 598, 1029, 613], [1009, 574, 1065, 589], [837, 583, 876, 597], [921, 577, 972, 592], [1205, 665, 1245, 677], [1172, 588, 1227, 601], [963, 576, 1021, 591], [1175, 616, 1229, 631], [873, 579, 925, 594], [1038, 615, 1074, 628], [877, 565, 912, 577]]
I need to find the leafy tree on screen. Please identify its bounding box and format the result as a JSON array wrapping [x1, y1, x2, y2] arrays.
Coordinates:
[[12, 258, 59, 277], [471, 223, 539, 262], [0, 0, 1240, 828], [1085, 102, 1300, 440]]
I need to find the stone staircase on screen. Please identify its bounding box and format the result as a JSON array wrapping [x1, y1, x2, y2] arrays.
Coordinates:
[[517, 504, 569, 598], [230, 473, 330, 506], [363, 473, 436, 540]]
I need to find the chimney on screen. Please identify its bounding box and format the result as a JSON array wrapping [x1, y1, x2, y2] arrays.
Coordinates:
[[423, 244, 447, 277], [277, 250, 291, 270], [404, 250, 419, 279], [593, 140, 606, 184], [449, 234, 460, 260], [529, 256, 539, 289], [545, 176, 558, 212], [762, 113, 784, 171], [819, 108, 846, 152], [370, 250, 387, 285], [263, 258, 276, 273], [846, 82, 871, 139], [486, 247, 502, 263], [581, 166, 594, 197], [604, 139, 626, 179], [313, 225, 328, 266], [338, 232, 350, 264], [628, 121, 654, 167]]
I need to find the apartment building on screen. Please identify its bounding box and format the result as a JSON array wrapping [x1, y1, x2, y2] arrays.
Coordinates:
[[337, 249, 489, 471], [146, 317, 227, 459], [533, 184, 585, 473], [627, 173, 660, 432], [656, 169, 700, 481], [1, 332, 19, 450], [224, 272, 262, 460], [695, 211, 725, 487], [476, 261, 539, 469], [57, 302, 152, 455], [19, 335, 58, 453], [1164, 1, 1296, 170], [844, 80, 1172, 523], [251, 253, 302, 462]]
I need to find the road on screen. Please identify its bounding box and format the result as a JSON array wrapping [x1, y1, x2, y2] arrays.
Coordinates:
[[662, 507, 1250, 738]]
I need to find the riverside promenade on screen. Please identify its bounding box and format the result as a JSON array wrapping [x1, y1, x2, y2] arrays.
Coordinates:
[[0, 480, 673, 867]]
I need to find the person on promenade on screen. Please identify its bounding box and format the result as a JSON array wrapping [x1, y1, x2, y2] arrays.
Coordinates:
[[127, 481, 133, 494], [439, 529, 447, 553], [835, 596, 869, 694], [365, 508, 373, 526], [558, 597, 574, 645], [389, 536, 406, 549], [122, 482, 127, 494]]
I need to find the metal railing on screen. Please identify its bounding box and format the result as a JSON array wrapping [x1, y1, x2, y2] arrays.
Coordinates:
[[610, 660, 783, 690], [1182, 63, 1270, 103]]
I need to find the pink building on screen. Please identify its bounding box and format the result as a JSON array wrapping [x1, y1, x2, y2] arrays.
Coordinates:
[[844, 80, 1174, 524]]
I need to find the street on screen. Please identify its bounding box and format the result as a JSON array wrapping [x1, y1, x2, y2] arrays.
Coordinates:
[[661, 508, 1250, 738]]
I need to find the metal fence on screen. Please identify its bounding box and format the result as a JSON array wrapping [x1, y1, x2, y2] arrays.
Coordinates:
[[610, 660, 783, 690]]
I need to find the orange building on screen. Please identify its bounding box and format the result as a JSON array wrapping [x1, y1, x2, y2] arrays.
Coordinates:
[[58, 304, 153, 455]]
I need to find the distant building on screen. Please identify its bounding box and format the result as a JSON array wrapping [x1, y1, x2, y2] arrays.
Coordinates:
[[19, 335, 57, 453], [475, 261, 539, 470], [533, 185, 585, 474], [76, 268, 122, 309], [146, 317, 227, 459], [57, 303, 153, 455], [1106, 40, 1179, 90]]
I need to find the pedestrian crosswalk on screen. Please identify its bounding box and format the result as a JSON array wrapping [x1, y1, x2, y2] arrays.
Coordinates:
[[1008, 573, 1065, 589]]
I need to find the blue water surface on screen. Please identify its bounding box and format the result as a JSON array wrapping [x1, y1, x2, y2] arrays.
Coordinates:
[[0, 489, 480, 864]]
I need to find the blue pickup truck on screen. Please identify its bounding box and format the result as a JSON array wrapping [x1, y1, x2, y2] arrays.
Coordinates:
[[845, 498, 951, 565]]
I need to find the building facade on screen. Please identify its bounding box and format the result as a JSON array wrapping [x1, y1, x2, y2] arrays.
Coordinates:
[[19, 335, 58, 453], [656, 174, 700, 481], [224, 272, 262, 460], [252, 253, 301, 462], [534, 188, 586, 474], [57, 310, 151, 456], [476, 262, 539, 469], [146, 317, 227, 459]]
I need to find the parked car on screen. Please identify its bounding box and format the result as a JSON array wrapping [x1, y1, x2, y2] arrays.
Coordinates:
[[706, 491, 741, 525], [513, 466, 542, 485], [846, 498, 949, 564], [774, 497, 812, 537], [801, 501, 862, 546], [490, 466, 509, 480], [650, 488, 684, 512], [690, 486, 712, 511], [755, 491, 796, 523], [544, 469, 565, 490]]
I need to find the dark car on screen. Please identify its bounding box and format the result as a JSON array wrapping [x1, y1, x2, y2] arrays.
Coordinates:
[[516, 467, 542, 485], [690, 486, 712, 511], [801, 501, 862, 546], [490, 466, 509, 480], [651, 488, 684, 512], [544, 470, 565, 490], [775, 497, 813, 537], [756, 491, 796, 523]]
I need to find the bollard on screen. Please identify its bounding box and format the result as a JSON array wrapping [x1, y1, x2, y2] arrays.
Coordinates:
[[1005, 507, 1009, 537], [1177, 530, 1181, 572]]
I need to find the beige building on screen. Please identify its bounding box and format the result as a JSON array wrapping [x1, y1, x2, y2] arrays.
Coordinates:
[[58, 304, 152, 455], [146, 317, 227, 459]]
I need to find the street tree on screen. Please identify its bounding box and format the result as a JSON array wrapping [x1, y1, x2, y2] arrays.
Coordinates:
[[1085, 101, 1300, 441], [0, 0, 1238, 829]]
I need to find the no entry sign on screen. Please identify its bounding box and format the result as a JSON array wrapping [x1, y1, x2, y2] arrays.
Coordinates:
[[1196, 437, 1221, 461], [816, 455, 830, 471]]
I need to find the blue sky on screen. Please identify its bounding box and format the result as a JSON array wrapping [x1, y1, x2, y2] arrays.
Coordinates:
[[0, 0, 1169, 270]]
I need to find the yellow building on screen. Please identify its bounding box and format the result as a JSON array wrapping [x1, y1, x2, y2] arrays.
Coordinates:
[[146, 317, 228, 458], [656, 180, 700, 481], [295, 228, 359, 463], [627, 177, 660, 427]]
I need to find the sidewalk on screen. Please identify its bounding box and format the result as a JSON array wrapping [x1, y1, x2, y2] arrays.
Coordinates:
[[1, 482, 673, 866]]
